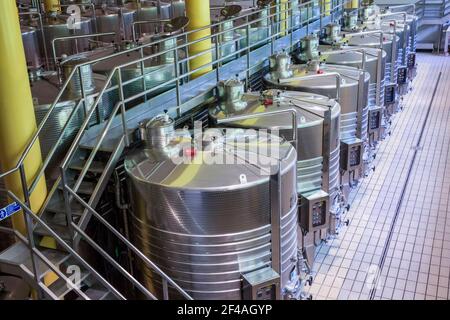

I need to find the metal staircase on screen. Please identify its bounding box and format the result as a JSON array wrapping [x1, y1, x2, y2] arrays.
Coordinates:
[[0, 44, 190, 299]]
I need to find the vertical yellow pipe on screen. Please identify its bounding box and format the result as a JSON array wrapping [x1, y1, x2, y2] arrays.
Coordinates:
[[324, 0, 332, 16], [185, 0, 212, 79], [346, 0, 359, 9], [280, 0, 288, 36], [0, 0, 47, 236], [44, 0, 60, 13]]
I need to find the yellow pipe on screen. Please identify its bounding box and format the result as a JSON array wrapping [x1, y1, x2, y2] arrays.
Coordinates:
[[44, 0, 60, 13], [345, 0, 359, 9], [324, 0, 332, 16], [279, 0, 288, 36], [185, 0, 212, 79], [0, 0, 47, 236]]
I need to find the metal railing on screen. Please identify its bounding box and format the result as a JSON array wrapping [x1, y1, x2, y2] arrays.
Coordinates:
[[0, 187, 125, 300], [0, 0, 350, 300], [21, 0, 346, 200]]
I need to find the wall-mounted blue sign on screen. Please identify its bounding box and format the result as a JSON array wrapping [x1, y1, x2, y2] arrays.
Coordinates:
[[0, 202, 22, 221]]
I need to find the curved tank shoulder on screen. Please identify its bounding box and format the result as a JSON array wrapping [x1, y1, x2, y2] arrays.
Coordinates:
[[210, 90, 341, 130], [125, 128, 297, 192]]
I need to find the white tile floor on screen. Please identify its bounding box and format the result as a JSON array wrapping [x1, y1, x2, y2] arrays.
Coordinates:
[[306, 53, 450, 300]]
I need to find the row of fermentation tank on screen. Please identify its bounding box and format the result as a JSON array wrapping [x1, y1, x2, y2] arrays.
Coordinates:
[[15, 0, 419, 299]]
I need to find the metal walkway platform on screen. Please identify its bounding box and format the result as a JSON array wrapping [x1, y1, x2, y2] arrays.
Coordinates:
[[306, 53, 450, 300]]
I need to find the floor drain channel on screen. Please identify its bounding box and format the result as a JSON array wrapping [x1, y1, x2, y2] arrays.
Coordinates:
[[369, 72, 443, 300]]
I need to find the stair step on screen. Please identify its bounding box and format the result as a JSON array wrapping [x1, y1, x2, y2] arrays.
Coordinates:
[[0, 242, 70, 279], [34, 223, 72, 242], [69, 158, 106, 174], [58, 179, 96, 196], [79, 141, 116, 153], [47, 269, 90, 299], [40, 211, 81, 228], [45, 191, 86, 216], [100, 291, 117, 300], [79, 286, 112, 300]]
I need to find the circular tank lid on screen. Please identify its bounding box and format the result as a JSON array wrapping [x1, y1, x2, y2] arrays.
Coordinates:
[[125, 128, 296, 191], [210, 90, 340, 130], [220, 5, 242, 18], [146, 114, 174, 129], [164, 16, 190, 33]]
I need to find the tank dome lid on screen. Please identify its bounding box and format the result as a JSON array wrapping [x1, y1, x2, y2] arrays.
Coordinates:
[[146, 114, 174, 128], [210, 90, 341, 130], [125, 129, 296, 191]]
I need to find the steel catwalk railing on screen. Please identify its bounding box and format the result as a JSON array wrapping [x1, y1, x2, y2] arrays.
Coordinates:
[[0, 0, 351, 300], [0, 180, 125, 300], [12, 0, 349, 201]]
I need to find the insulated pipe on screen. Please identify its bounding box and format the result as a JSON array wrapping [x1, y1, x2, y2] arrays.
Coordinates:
[[185, 0, 213, 78], [0, 0, 47, 235]]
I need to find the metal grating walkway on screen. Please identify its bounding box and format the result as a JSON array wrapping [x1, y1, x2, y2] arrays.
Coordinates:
[[306, 53, 450, 300]]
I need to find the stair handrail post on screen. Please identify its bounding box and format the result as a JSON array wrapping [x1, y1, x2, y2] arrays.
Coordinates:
[[60, 167, 75, 245], [18, 163, 43, 299], [7, 192, 126, 300]]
